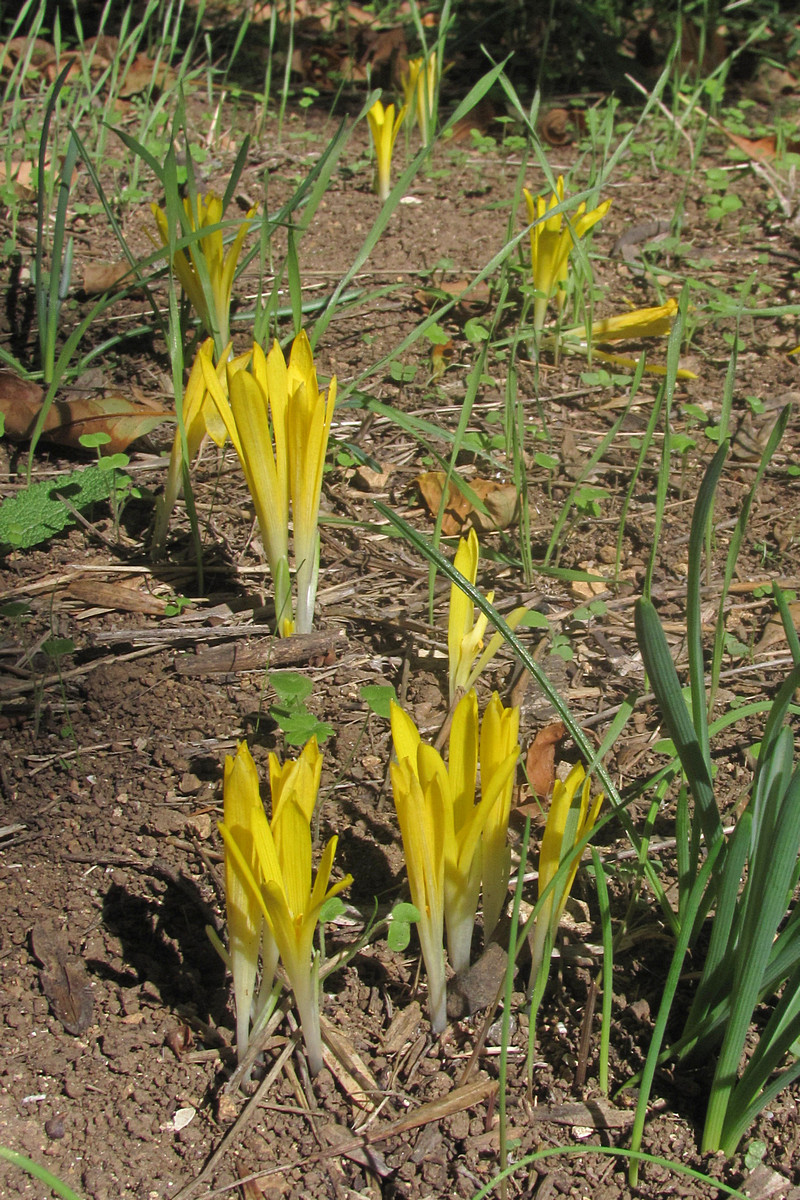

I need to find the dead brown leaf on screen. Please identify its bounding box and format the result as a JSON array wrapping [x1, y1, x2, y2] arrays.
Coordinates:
[[119, 51, 177, 97], [81, 260, 137, 296], [65, 578, 169, 616], [0, 159, 35, 200], [414, 471, 518, 535], [450, 97, 498, 143], [538, 107, 586, 147], [522, 722, 566, 802], [414, 279, 493, 319], [721, 128, 800, 163], [30, 922, 93, 1036], [0, 370, 173, 451]]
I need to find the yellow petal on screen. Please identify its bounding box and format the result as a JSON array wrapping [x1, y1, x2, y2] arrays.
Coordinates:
[[447, 690, 478, 832], [390, 700, 422, 771]]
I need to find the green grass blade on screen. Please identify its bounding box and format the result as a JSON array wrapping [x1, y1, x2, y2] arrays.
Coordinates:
[[628, 838, 723, 1185], [772, 581, 800, 666], [686, 440, 729, 755], [590, 847, 613, 1095], [709, 406, 789, 710], [0, 1146, 84, 1200], [681, 810, 752, 1044], [702, 756, 800, 1152], [635, 598, 722, 847]]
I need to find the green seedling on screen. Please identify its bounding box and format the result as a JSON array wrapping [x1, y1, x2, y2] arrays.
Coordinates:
[[359, 684, 397, 719], [268, 671, 334, 746], [387, 901, 421, 952], [701, 167, 743, 223]]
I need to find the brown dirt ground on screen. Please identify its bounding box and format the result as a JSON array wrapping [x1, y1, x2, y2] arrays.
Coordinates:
[[2, 22, 800, 1200]]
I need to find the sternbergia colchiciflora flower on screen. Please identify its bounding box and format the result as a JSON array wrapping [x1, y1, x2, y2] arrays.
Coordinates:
[[528, 762, 603, 997], [152, 337, 230, 549], [202, 330, 336, 636], [390, 690, 520, 1032], [556, 298, 697, 377], [523, 175, 611, 332], [448, 528, 529, 704], [218, 738, 352, 1076], [401, 51, 439, 146], [367, 99, 407, 201], [151, 192, 256, 354]]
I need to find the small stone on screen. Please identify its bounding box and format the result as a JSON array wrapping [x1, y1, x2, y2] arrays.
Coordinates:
[[45, 1116, 65, 1139]]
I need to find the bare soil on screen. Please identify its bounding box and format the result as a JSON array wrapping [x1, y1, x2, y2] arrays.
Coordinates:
[[2, 30, 800, 1200]]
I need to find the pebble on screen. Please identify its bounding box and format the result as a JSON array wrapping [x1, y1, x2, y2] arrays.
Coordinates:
[[45, 1116, 65, 1139]]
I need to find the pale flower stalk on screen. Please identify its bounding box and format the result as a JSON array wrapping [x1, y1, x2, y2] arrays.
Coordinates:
[[151, 192, 256, 354], [390, 691, 520, 1029], [219, 739, 352, 1076], [367, 99, 407, 201], [523, 175, 611, 332], [528, 762, 603, 997], [448, 528, 529, 703]]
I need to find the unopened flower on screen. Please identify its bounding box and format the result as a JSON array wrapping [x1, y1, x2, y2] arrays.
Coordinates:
[[401, 51, 439, 145], [219, 739, 352, 1075], [390, 690, 520, 1030], [523, 176, 611, 332], [558, 299, 697, 377], [151, 192, 255, 352], [153, 338, 230, 549], [528, 762, 603, 995], [202, 331, 336, 636], [367, 99, 407, 201], [448, 528, 529, 703]]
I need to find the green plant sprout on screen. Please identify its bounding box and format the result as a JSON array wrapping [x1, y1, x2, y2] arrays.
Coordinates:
[[268, 672, 334, 746]]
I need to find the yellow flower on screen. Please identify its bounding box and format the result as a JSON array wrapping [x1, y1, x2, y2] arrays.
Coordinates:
[[523, 176, 611, 332], [367, 99, 407, 201], [202, 331, 335, 636], [564, 299, 678, 343], [152, 338, 230, 549], [558, 299, 698, 378], [151, 192, 256, 352], [480, 693, 521, 938], [219, 739, 352, 1076], [401, 51, 439, 145], [390, 691, 520, 1029], [448, 528, 529, 703], [528, 762, 603, 995], [219, 740, 279, 1061]]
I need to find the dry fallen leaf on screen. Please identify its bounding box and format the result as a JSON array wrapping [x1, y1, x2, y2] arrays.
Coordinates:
[[537, 106, 587, 147], [81, 260, 137, 296], [415, 471, 518, 535], [522, 722, 566, 802], [30, 922, 93, 1036], [721, 127, 800, 163], [431, 337, 453, 380], [414, 278, 492, 319], [0, 370, 173, 452], [0, 159, 35, 200], [755, 602, 800, 655]]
